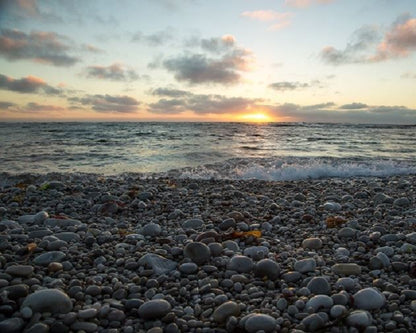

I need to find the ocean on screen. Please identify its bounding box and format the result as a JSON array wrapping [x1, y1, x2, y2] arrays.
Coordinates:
[[1, 122, 415, 180]]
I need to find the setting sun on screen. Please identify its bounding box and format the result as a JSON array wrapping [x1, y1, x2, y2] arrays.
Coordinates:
[[238, 112, 273, 122]]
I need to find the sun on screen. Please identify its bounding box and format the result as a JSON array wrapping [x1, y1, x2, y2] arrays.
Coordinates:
[[238, 112, 273, 122]]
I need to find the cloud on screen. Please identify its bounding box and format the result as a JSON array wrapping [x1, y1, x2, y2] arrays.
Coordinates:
[[132, 29, 174, 46], [241, 10, 292, 30], [0, 101, 16, 109], [69, 94, 140, 113], [401, 71, 416, 79], [267, 102, 416, 124], [0, 0, 61, 24], [84, 63, 139, 81], [148, 89, 258, 114], [0, 74, 61, 94], [151, 87, 192, 97], [285, 0, 334, 9], [200, 35, 236, 54], [0, 29, 79, 66], [321, 15, 416, 65], [370, 15, 416, 62], [269, 81, 311, 91], [339, 102, 368, 109]]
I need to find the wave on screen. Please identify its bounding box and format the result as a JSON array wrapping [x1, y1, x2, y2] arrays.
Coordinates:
[[170, 156, 416, 181]]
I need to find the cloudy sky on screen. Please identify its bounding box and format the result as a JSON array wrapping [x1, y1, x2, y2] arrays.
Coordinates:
[[0, 0, 415, 123]]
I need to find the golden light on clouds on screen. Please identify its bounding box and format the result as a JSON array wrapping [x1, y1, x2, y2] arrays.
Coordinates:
[[238, 112, 274, 122]]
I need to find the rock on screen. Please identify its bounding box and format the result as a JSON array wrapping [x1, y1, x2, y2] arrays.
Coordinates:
[[346, 310, 373, 328], [244, 314, 276, 333], [33, 251, 66, 266], [335, 277, 355, 291], [55, 232, 80, 242], [48, 262, 63, 272], [219, 218, 236, 230], [302, 238, 322, 249], [44, 218, 82, 227], [307, 276, 331, 295], [331, 263, 361, 275], [212, 301, 240, 323], [138, 253, 177, 275], [182, 218, 204, 230], [294, 258, 316, 273], [5, 265, 34, 277], [301, 313, 325, 331], [1, 284, 29, 299], [330, 305, 347, 318], [228, 255, 254, 273], [141, 222, 161, 237], [306, 295, 333, 311], [243, 246, 269, 259], [353, 288, 385, 310], [0, 318, 25, 333], [375, 246, 395, 257], [323, 201, 342, 212], [34, 211, 49, 224], [26, 323, 49, 333], [179, 262, 198, 274], [254, 259, 280, 280], [184, 242, 211, 265], [71, 322, 98, 332], [78, 308, 98, 319], [22, 289, 72, 314], [406, 232, 416, 244], [338, 227, 356, 238], [138, 299, 171, 320], [393, 197, 410, 207]]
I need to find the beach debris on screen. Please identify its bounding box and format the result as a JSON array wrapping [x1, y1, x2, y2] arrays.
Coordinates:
[[326, 215, 347, 228]]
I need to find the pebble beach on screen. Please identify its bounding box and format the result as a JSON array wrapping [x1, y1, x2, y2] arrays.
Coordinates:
[[0, 172, 415, 333]]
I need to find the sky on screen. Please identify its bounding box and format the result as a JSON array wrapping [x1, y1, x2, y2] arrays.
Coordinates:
[[0, 0, 415, 123]]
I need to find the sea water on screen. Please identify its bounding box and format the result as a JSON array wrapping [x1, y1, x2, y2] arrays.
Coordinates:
[[0, 122, 415, 180]]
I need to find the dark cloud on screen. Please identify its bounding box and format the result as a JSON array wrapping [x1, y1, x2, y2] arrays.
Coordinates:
[[163, 49, 252, 85], [0, 29, 79, 66], [269, 81, 310, 91], [132, 29, 174, 46], [320, 25, 380, 65], [0, 0, 61, 25], [70, 94, 140, 113], [151, 87, 191, 97], [200, 35, 236, 53], [321, 15, 416, 65], [339, 102, 368, 109], [0, 101, 16, 109], [84, 63, 139, 81], [0, 74, 61, 94], [148, 89, 257, 114], [23, 102, 65, 112]]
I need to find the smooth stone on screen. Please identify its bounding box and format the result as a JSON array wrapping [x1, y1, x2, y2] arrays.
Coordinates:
[[323, 202, 342, 212], [25, 323, 49, 333], [393, 197, 410, 207], [184, 242, 211, 265], [302, 238, 322, 250], [243, 246, 269, 259], [338, 227, 356, 238], [141, 222, 161, 237], [406, 232, 416, 244], [244, 314, 276, 333], [353, 288, 385, 310], [332, 263, 361, 275], [78, 308, 98, 319], [179, 262, 198, 274], [307, 277, 331, 295], [208, 243, 223, 257], [294, 258, 316, 273], [1, 284, 29, 299], [400, 243, 416, 253], [335, 277, 355, 291], [182, 218, 204, 230], [330, 305, 347, 318], [71, 322, 98, 332], [5, 265, 34, 277], [138, 299, 171, 320], [346, 310, 373, 328], [18, 214, 36, 224], [282, 271, 302, 283], [55, 232, 80, 242], [44, 218, 82, 227], [212, 301, 240, 323], [375, 246, 395, 257], [22, 288, 72, 314], [48, 262, 63, 272], [301, 313, 325, 331], [0, 317, 25, 333], [33, 251, 66, 266], [85, 285, 101, 296], [228, 255, 254, 273], [138, 253, 177, 274], [34, 211, 49, 224], [219, 218, 236, 230], [254, 259, 280, 280], [306, 295, 334, 311], [376, 252, 390, 267]]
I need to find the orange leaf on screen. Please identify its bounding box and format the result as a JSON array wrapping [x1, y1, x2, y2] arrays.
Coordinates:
[[27, 242, 37, 252], [231, 230, 262, 239]]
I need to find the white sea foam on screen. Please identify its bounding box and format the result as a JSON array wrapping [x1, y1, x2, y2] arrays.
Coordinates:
[[177, 157, 416, 181]]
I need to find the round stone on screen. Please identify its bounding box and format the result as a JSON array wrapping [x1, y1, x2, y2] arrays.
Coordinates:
[[254, 259, 280, 280], [138, 299, 171, 320], [302, 238, 322, 249], [301, 313, 325, 331], [182, 218, 204, 230], [306, 295, 334, 312], [294, 258, 316, 273], [22, 289, 72, 314], [331, 263, 361, 275], [228, 255, 254, 273], [346, 310, 373, 328], [244, 314, 276, 333], [330, 305, 347, 318], [179, 262, 198, 274], [0, 318, 25, 333], [212, 301, 240, 323], [338, 227, 356, 238], [33, 251, 66, 266], [353, 288, 385, 310], [5, 265, 34, 277], [48, 262, 63, 273], [184, 242, 211, 265], [141, 222, 161, 237], [307, 276, 331, 295]]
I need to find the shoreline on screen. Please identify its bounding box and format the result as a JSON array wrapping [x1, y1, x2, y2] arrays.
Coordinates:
[[0, 173, 415, 332]]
